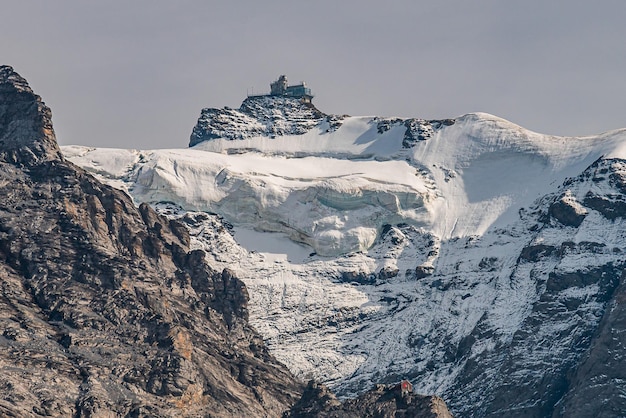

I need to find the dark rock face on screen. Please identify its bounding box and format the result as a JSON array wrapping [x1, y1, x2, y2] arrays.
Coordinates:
[[0, 66, 62, 165], [374, 118, 455, 148], [0, 66, 302, 417], [556, 273, 626, 418], [476, 264, 621, 417], [285, 381, 453, 418], [549, 194, 587, 227], [519, 244, 557, 262], [583, 193, 626, 220], [189, 96, 344, 146], [402, 119, 455, 148]]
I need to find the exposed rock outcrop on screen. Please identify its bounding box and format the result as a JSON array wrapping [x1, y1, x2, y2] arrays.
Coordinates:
[[549, 192, 587, 227], [374, 117, 455, 148], [189, 95, 344, 146], [556, 274, 626, 418], [285, 381, 453, 418], [189, 97, 455, 148], [0, 66, 62, 165]]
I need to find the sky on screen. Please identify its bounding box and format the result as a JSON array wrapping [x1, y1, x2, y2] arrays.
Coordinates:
[[2, 1, 626, 149]]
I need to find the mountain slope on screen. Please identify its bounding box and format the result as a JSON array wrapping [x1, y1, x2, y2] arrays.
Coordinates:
[[0, 65, 303, 417], [65, 92, 626, 416]]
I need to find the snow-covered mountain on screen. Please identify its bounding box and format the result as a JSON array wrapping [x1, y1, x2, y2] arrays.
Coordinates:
[[63, 95, 626, 417]]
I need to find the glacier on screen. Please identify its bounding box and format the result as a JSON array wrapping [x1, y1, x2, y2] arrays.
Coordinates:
[[62, 98, 626, 417]]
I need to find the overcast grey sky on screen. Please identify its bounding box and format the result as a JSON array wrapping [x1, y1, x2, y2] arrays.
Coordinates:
[[2, 1, 625, 149]]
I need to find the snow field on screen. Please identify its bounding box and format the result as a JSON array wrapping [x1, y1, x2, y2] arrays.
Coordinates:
[[63, 111, 626, 412]]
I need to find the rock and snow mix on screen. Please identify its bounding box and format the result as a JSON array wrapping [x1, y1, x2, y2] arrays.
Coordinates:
[[63, 100, 626, 417]]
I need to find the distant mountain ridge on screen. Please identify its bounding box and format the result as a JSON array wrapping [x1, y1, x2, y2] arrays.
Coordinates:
[[189, 94, 456, 150], [63, 78, 626, 417]]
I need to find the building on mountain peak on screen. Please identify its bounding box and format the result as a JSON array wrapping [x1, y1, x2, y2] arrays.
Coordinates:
[[253, 74, 313, 103]]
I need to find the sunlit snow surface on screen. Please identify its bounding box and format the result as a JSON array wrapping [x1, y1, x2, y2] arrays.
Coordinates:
[[63, 113, 626, 413]]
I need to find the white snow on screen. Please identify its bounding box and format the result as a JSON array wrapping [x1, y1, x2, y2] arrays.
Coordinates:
[[232, 227, 313, 263], [62, 111, 626, 408]]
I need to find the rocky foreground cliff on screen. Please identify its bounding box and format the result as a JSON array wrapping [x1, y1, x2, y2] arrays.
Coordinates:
[[0, 67, 454, 417], [0, 65, 308, 417]]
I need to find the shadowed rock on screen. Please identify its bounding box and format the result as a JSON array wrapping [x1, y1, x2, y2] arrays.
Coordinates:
[[0, 66, 62, 165], [285, 380, 454, 418]]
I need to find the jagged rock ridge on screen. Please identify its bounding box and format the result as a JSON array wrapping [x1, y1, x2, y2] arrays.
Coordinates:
[[189, 94, 455, 150], [0, 66, 62, 164], [374, 117, 455, 148], [189, 95, 344, 147]]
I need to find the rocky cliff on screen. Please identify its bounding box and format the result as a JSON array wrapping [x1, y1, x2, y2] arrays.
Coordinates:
[[189, 95, 344, 147], [0, 65, 303, 417]]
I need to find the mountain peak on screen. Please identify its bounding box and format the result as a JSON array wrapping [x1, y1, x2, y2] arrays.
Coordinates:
[[0, 65, 62, 165], [0, 65, 32, 93], [189, 94, 338, 147]]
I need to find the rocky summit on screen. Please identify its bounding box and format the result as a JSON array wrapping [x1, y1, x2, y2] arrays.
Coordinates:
[[189, 95, 343, 147]]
